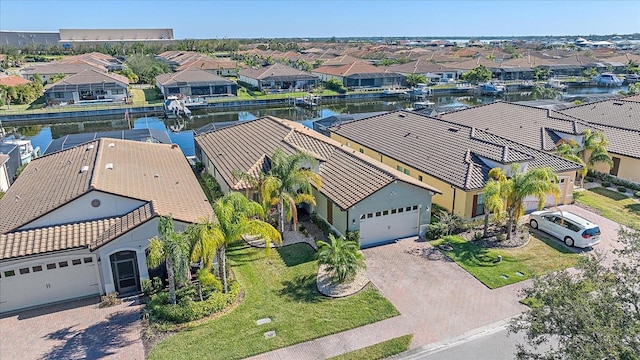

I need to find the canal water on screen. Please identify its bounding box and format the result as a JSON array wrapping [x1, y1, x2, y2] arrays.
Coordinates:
[[7, 85, 629, 157]]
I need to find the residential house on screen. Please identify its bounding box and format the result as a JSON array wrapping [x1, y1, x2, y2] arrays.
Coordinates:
[[0, 139, 213, 314], [330, 110, 582, 219], [176, 57, 239, 76], [44, 69, 129, 104], [312, 62, 404, 89], [61, 52, 124, 71], [21, 62, 106, 84], [195, 116, 441, 248], [0, 143, 21, 188], [559, 99, 640, 182], [238, 63, 318, 91], [0, 154, 10, 192], [0, 75, 31, 87], [382, 59, 458, 83], [155, 68, 237, 99]]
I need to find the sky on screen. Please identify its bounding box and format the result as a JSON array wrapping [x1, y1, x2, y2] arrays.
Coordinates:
[[0, 0, 638, 39]]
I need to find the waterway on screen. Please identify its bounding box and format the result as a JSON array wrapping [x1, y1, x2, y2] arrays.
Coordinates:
[[5, 85, 629, 157]]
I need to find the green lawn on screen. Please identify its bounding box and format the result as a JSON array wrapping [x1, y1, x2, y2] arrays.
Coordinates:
[[327, 335, 413, 360], [148, 243, 399, 360], [430, 235, 579, 289], [574, 187, 640, 229]]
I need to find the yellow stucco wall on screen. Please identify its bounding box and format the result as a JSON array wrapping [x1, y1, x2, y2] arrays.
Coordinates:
[[331, 133, 578, 219], [593, 154, 640, 183]]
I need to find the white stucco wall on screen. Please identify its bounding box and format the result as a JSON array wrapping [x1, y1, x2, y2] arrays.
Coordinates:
[[0, 163, 9, 192], [21, 190, 146, 230], [350, 181, 434, 236], [238, 74, 259, 88]]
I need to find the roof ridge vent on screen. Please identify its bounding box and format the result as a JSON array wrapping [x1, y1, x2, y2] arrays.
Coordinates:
[[80, 165, 89, 173], [108, 142, 115, 147], [87, 144, 94, 150], [105, 163, 114, 170]]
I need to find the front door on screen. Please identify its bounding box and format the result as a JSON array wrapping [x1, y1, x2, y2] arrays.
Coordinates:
[[609, 157, 620, 176], [110, 251, 140, 295]]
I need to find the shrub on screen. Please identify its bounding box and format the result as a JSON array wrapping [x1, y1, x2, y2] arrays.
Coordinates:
[[146, 281, 240, 323], [601, 181, 611, 188], [196, 268, 223, 292], [310, 211, 332, 237], [635, 191, 640, 198], [425, 222, 448, 240], [317, 234, 366, 283], [617, 186, 628, 193], [100, 292, 122, 308], [142, 277, 163, 297], [584, 177, 594, 183]]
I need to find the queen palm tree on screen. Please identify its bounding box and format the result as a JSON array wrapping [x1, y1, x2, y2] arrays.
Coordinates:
[[210, 192, 281, 293], [556, 129, 613, 186], [147, 216, 191, 305], [481, 168, 507, 238], [261, 148, 322, 233], [317, 234, 366, 284], [490, 164, 560, 240]]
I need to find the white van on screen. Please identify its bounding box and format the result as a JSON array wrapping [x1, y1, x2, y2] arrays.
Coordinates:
[[529, 210, 601, 248]]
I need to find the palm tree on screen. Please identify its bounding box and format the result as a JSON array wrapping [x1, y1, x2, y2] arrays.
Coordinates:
[[211, 192, 281, 292], [555, 130, 613, 186], [261, 148, 322, 233], [185, 217, 222, 270], [581, 129, 614, 175], [317, 234, 366, 284], [482, 168, 507, 238], [147, 216, 191, 305], [490, 164, 560, 240], [531, 84, 559, 100], [406, 73, 427, 87]]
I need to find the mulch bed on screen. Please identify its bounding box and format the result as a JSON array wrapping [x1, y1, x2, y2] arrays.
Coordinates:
[[457, 224, 530, 249]]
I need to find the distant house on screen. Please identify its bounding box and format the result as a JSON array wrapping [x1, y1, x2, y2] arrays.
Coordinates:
[[0, 139, 213, 314], [61, 52, 124, 71], [44, 69, 129, 104], [157, 51, 239, 76], [155, 68, 237, 99], [195, 116, 441, 248], [238, 63, 318, 91], [0, 75, 31, 87], [382, 59, 458, 83], [312, 62, 404, 89], [330, 110, 582, 219], [21, 62, 106, 84]]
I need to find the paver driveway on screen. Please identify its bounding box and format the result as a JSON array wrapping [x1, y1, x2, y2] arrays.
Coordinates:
[[0, 296, 144, 360], [363, 237, 527, 349]]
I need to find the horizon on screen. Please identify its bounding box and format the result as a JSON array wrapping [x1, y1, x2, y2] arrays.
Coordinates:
[[1, 0, 639, 39]]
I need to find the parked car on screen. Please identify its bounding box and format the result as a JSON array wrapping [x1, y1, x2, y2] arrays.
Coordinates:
[[529, 210, 601, 248]]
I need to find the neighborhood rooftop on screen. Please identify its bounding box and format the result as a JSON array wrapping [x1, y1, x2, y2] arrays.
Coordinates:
[[559, 99, 640, 131], [195, 116, 441, 210], [0, 138, 213, 234], [331, 110, 582, 190]]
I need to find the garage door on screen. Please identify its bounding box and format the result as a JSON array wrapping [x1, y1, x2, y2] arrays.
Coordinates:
[[0, 254, 100, 313], [359, 205, 420, 248]]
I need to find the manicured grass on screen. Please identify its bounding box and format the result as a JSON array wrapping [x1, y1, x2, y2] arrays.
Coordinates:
[[430, 235, 579, 289], [575, 187, 640, 229], [327, 335, 413, 360], [148, 243, 399, 360]]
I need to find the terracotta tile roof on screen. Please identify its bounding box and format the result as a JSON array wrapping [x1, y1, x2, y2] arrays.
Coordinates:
[[48, 68, 129, 87], [441, 57, 502, 70], [313, 62, 398, 77], [597, 126, 640, 159], [0, 75, 30, 86], [559, 99, 640, 131], [623, 94, 640, 103], [0, 139, 212, 234], [332, 110, 582, 190], [195, 117, 440, 210], [239, 63, 317, 80], [0, 154, 10, 165], [382, 59, 453, 74], [155, 68, 235, 86], [22, 62, 105, 75], [176, 57, 238, 71], [0, 204, 154, 260], [440, 102, 593, 151]]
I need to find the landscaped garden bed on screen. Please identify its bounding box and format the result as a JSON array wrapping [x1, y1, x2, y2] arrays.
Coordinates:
[[429, 234, 578, 289]]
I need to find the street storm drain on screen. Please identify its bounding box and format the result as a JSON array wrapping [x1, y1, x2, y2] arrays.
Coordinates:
[[515, 272, 525, 277], [264, 331, 276, 338], [500, 275, 509, 279]]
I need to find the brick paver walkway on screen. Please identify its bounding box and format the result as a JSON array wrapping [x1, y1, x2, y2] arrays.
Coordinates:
[[0, 296, 144, 360]]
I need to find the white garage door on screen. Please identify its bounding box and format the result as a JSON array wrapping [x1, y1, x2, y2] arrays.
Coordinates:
[[0, 254, 100, 313], [359, 205, 420, 248]]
